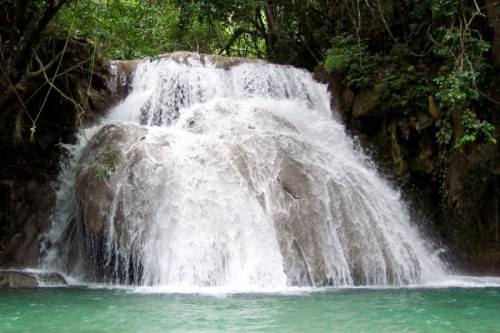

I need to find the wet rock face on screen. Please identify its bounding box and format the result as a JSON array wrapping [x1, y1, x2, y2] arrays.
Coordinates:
[[75, 123, 344, 285], [0, 270, 67, 288], [0, 179, 56, 268], [74, 124, 156, 282], [108, 60, 137, 102], [74, 122, 424, 286], [76, 124, 150, 235], [158, 51, 264, 70]]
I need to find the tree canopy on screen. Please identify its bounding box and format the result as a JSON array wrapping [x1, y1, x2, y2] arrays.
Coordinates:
[[1, 0, 498, 154]]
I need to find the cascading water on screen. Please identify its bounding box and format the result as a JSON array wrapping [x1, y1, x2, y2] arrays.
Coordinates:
[[41, 52, 447, 288]]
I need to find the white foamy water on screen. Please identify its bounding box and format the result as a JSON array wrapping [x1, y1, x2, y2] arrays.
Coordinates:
[[41, 53, 449, 289]]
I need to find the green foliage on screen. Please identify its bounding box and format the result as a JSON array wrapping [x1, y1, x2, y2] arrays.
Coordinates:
[[323, 35, 354, 72], [324, 34, 378, 87], [95, 154, 119, 180], [55, 0, 180, 59], [52, 0, 497, 149], [54, 0, 268, 60], [430, 1, 496, 147], [457, 110, 497, 148], [378, 64, 431, 115], [435, 118, 453, 146], [323, 0, 497, 149], [434, 73, 474, 109], [325, 38, 430, 118]]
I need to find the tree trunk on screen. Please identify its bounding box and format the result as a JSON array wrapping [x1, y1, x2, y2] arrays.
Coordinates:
[[0, 0, 69, 116], [486, 0, 500, 61]]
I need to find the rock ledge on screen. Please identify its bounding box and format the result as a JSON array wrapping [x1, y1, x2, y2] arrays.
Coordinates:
[[0, 269, 67, 288]]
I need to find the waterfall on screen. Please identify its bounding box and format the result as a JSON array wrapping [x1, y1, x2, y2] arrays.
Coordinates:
[[41, 52, 447, 288]]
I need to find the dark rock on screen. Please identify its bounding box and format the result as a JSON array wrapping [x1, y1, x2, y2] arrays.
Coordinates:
[[0, 35, 125, 268], [352, 88, 380, 118], [0, 270, 67, 288], [326, 63, 500, 276]]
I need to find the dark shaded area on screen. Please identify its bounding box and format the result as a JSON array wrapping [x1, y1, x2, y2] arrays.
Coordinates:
[[0, 30, 113, 268]]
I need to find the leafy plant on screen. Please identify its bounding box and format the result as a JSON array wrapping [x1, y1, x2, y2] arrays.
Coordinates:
[[95, 155, 119, 180], [429, 1, 496, 148], [55, 0, 180, 59], [324, 33, 378, 88], [457, 110, 497, 148], [378, 64, 431, 115]]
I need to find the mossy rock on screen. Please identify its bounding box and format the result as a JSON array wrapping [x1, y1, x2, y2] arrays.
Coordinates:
[[352, 88, 383, 118]]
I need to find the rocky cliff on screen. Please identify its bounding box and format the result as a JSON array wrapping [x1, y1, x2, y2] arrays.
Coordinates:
[[316, 68, 500, 275], [0, 35, 117, 268]]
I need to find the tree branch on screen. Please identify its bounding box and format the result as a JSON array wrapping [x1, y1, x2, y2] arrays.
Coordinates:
[[218, 27, 254, 56], [33, 51, 84, 114], [27, 48, 65, 78], [10, 0, 69, 84]]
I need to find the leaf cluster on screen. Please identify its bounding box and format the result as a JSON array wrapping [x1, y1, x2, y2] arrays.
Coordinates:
[[324, 0, 498, 149], [55, 0, 180, 59], [324, 34, 378, 87], [95, 154, 119, 180]]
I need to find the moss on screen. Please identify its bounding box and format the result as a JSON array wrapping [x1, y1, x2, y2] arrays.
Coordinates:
[[352, 87, 385, 119]]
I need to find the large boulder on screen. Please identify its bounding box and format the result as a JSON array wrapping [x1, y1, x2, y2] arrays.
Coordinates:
[[73, 119, 429, 286]]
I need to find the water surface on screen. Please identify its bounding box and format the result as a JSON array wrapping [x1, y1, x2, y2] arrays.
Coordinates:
[[1, 285, 498, 332]]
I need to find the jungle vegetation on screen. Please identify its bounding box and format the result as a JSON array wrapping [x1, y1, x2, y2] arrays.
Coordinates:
[[1, 1, 498, 145], [1, 0, 499, 267]]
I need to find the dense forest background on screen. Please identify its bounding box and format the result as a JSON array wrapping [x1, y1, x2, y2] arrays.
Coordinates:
[[1, 0, 499, 272]]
